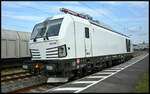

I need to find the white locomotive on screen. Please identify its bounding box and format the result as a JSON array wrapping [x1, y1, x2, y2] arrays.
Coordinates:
[[23, 8, 133, 83]]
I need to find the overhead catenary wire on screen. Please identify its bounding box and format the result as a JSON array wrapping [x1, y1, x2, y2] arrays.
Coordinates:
[[14, 3, 50, 16], [2, 3, 50, 31], [100, 2, 138, 32], [101, 2, 144, 36], [79, 2, 126, 31], [4, 2, 136, 35], [5, 2, 125, 29], [3, 24, 29, 29], [99, 3, 129, 33]]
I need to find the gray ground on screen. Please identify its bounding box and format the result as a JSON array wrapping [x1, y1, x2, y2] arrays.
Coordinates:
[[81, 55, 149, 93], [46, 54, 149, 93]]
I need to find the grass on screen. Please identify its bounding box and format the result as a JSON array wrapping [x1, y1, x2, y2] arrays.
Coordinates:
[[135, 72, 149, 93]]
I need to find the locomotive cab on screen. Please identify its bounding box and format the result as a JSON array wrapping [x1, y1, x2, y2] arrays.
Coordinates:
[[29, 14, 75, 60], [26, 14, 76, 82]]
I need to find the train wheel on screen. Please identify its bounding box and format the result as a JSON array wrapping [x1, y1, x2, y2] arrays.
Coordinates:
[[108, 61, 112, 67], [82, 67, 88, 76], [103, 63, 107, 69], [77, 69, 83, 77]]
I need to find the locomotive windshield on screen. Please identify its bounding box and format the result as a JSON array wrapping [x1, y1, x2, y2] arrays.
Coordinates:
[[31, 18, 63, 40], [46, 18, 63, 37], [31, 23, 46, 39]]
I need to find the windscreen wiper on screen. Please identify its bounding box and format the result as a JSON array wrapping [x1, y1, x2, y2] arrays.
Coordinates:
[[33, 36, 37, 42]]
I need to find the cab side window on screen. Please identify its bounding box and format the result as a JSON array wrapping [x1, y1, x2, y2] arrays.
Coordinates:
[[126, 39, 130, 52], [85, 27, 89, 38]]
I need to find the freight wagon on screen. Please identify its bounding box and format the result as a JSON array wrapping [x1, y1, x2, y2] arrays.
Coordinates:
[[1, 29, 31, 68], [23, 8, 133, 83]]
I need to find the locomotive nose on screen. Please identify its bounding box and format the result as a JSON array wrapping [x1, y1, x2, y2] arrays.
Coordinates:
[[30, 39, 61, 60]]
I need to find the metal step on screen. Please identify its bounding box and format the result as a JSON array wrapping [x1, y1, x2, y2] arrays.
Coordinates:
[[47, 77, 68, 83]]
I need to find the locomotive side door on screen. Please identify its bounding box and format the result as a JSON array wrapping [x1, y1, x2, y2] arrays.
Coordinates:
[[84, 27, 92, 57]]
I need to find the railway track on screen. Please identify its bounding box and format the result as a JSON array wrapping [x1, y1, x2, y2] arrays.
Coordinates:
[[9, 77, 80, 93], [2, 70, 92, 93], [1, 71, 32, 82], [1, 66, 22, 71], [8, 82, 65, 93], [8, 83, 47, 93]]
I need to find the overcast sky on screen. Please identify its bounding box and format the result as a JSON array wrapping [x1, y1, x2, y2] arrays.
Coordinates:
[[1, 1, 149, 44]]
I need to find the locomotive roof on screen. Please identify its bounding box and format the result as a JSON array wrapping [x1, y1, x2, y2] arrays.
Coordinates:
[[89, 20, 129, 38], [42, 14, 129, 38]]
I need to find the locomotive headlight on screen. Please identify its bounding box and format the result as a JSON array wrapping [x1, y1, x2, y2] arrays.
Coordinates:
[[46, 66, 53, 70], [58, 45, 67, 58], [22, 65, 28, 69]]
